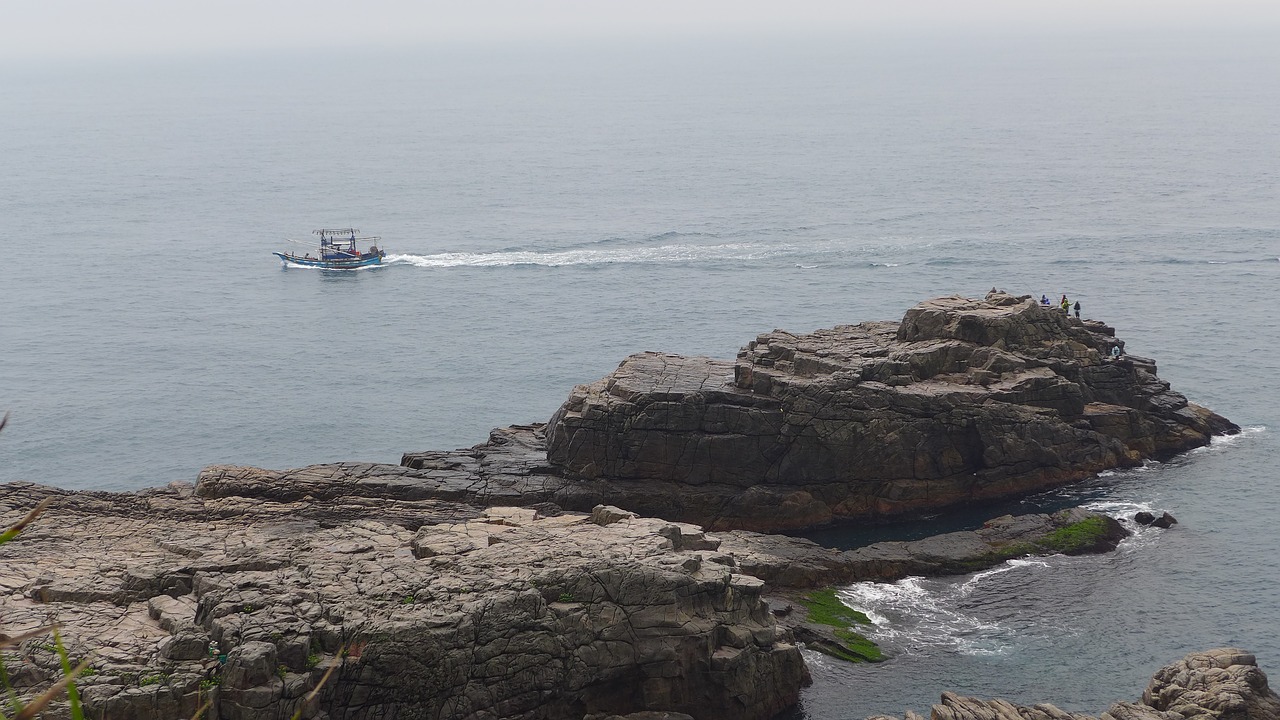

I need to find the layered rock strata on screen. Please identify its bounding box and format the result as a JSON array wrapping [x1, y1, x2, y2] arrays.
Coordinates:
[[546, 293, 1238, 531], [868, 648, 1280, 720], [0, 484, 808, 720]]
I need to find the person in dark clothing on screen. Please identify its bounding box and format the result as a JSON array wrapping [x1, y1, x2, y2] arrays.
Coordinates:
[[1073, 300, 1081, 318]]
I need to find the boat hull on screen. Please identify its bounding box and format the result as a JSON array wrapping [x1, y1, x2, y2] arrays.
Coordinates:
[[274, 252, 384, 269]]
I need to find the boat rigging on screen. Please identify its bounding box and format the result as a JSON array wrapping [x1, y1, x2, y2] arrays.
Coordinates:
[[274, 228, 387, 269]]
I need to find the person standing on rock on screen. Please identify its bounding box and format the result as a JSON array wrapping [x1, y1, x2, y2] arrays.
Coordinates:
[[1060, 295, 1070, 314], [1073, 300, 1081, 318]]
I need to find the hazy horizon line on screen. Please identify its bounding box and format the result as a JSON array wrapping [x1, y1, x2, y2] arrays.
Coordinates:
[[5, 1, 1280, 64]]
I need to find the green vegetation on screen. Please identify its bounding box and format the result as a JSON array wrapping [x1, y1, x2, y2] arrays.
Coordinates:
[[950, 517, 1115, 573], [1036, 516, 1112, 554], [401, 595, 415, 604], [798, 588, 883, 662], [200, 676, 221, 690], [139, 673, 168, 686], [831, 629, 884, 663], [800, 588, 872, 626], [305, 654, 321, 670], [557, 593, 574, 603]]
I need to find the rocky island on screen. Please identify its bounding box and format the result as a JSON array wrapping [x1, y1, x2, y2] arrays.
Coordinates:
[[546, 291, 1237, 531], [0, 293, 1246, 719]]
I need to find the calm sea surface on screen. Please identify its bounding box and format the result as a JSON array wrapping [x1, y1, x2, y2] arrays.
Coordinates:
[[3, 33, 1278, 719]]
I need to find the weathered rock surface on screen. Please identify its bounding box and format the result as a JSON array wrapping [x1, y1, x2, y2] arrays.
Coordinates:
[[0, 467, 1133, 720], [0, 485, 809, 720], [546, 293, 1238, 531], [868, 648, 1280, 720]]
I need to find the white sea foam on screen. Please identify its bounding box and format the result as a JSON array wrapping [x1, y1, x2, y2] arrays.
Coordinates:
[[956, 558, 1050, 596], [838, 577, 1011, 655], [1211, 425, 1267, 445], [384, 242, 799, 268], [1082, 498, 1159, 538]]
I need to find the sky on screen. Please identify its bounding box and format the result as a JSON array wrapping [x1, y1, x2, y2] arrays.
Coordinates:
[[4, 0, 1280, 62]]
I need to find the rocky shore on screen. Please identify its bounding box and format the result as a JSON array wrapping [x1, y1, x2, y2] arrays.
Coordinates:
[[0, 294, 1242, 719]]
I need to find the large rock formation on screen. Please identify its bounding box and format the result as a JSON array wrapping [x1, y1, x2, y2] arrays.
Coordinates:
[[0, 483, 808, 720], [869, 648, 1280, 720], [546, 293, 1237, 531]]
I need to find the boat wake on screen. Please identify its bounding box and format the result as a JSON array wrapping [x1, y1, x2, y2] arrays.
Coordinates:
[[381, 233, 926, 269], [384, 242, 801, 268]]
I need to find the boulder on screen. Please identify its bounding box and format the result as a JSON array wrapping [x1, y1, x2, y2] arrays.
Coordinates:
[[545, 293, 1237, 531], [874, 647, 1280, 720]]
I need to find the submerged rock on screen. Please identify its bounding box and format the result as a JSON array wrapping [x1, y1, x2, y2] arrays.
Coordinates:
[[1135, 510, 1179, 528], [546, 293, 1237, 531], [868, 648, 1280, 720]]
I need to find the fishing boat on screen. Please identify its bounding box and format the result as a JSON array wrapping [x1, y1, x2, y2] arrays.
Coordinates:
[[275, 228, 386, 269]]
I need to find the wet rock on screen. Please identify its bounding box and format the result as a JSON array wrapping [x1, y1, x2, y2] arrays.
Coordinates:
[[1134, 511, 1177, 529]]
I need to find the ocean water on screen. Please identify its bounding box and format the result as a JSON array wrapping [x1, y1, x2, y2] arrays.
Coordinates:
[[3, 33, 1279, 718]]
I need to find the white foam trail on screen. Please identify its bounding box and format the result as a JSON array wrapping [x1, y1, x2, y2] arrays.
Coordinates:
[[384, 242, 796, 268], [956, 558, 1050, 596], [1083, 499, 1155, 517], [1211, 425, 1266, 446], [1183, 425, 1265, 457], [839, 577, 1009, 655], [1082, 498, 1159, 538]]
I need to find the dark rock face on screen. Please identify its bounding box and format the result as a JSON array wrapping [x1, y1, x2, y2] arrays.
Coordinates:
[[870, 648, 1280, 720], [1135, 511, 1178, 529], [546, 293, 1237, 531]]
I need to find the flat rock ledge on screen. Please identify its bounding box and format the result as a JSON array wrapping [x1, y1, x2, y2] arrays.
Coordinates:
[[0, 486, 809, 720], [0, 467, 1128, 720], [868, 648, 1280, 720], [545, 292, 1238, 531]]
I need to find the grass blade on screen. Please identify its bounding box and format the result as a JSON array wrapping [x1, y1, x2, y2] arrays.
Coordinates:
[[0, 626, 60, 652], [289, 644, 343, 720], [11, 658, 90, 720], [53, 632, 84, 720], [0, 499, 52, 546]]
